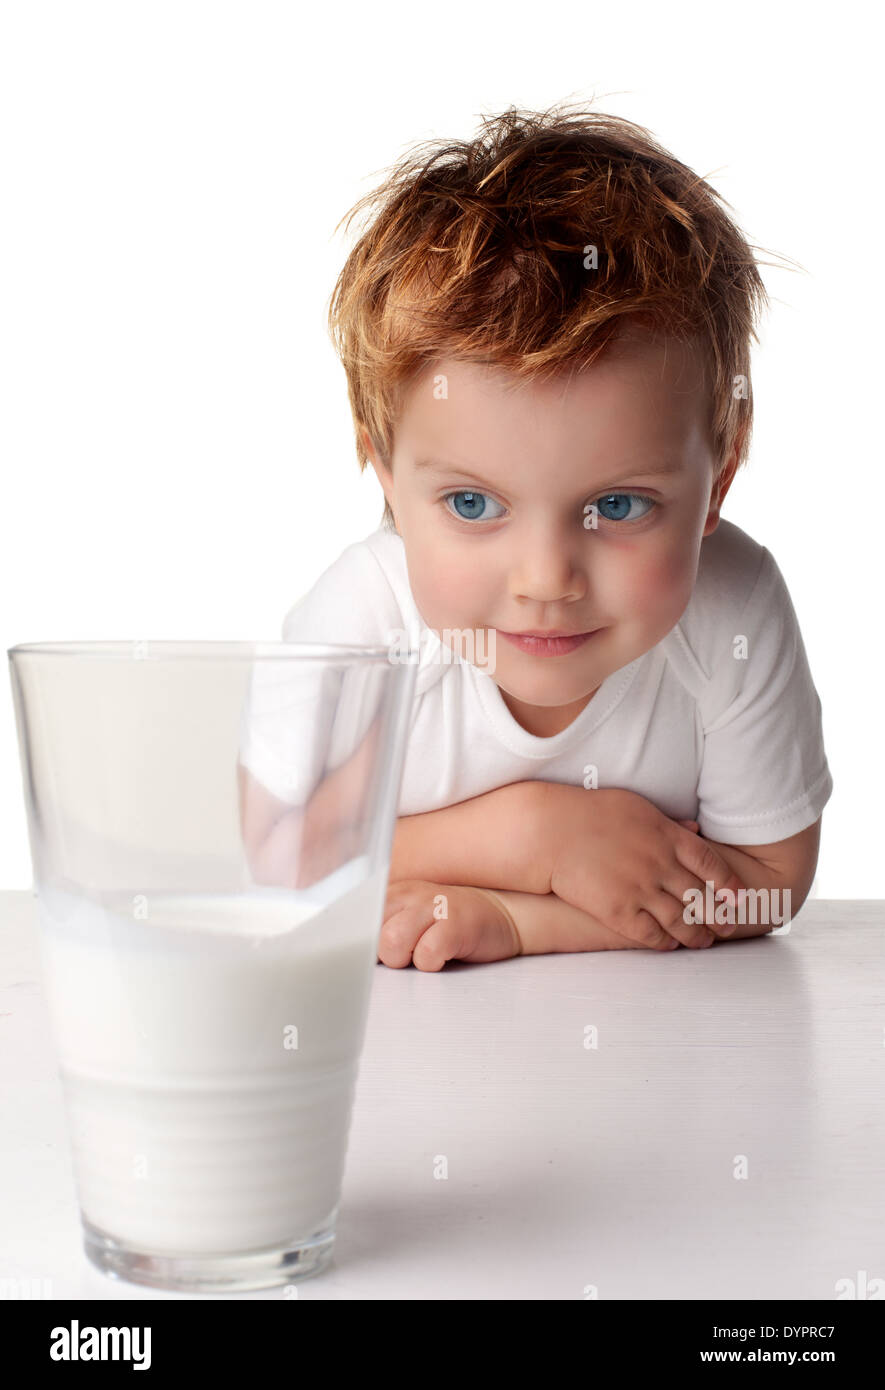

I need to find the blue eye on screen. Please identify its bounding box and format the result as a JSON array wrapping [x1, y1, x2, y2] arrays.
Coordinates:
[[443, 490, 506, 522], [441, 489, 657, 524], [595, 493, 656, 522]]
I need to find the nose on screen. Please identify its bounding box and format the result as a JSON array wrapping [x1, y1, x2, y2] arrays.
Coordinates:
[[509, 522, 586, 605]]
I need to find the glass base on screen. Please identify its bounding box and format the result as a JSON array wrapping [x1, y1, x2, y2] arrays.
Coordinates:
[[82, 1217, 336, 1294]]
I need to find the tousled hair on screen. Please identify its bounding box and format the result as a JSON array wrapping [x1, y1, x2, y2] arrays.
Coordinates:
[[327, 100, 791, 531]]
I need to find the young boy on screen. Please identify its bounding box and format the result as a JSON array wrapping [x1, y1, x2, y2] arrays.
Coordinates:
[[238, 103, 832, 971]]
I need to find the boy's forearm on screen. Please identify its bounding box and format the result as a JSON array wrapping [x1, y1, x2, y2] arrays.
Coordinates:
[[486, 810, 806, 953], [489, 888, 644, 955], [492, 845, 801, 956], [389, 781, 553, 895], [492, 866, 792, 956], [696, 837, 805, 936]]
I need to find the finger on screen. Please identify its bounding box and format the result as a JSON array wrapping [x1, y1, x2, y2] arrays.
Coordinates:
[[662, 860, 740, 943], [673, 836, 745, 921], [382, 884, 414, 919], [411, 920, 464, 972], [383, 877, 424, 908], [609, 905, 680, 952], [382, 879, 438, 925], [647, 887, 716, 949], [677, 819, 699, 832], [378, 899, 436, 968]]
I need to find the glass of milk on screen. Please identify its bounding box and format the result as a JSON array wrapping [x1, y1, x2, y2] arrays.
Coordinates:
[[7, 640, 417, 1293]]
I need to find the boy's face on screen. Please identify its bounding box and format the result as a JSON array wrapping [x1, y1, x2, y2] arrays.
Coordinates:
[[366, 327, 741, 737]]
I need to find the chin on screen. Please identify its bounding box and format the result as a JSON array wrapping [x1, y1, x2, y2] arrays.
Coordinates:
[[498, 671, 594, 702]]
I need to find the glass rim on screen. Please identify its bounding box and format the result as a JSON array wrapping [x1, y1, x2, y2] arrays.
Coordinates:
[[7, 640, 419, 665]]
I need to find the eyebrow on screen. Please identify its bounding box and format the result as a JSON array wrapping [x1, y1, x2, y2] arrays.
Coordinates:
[[412, 456, 685, 490]]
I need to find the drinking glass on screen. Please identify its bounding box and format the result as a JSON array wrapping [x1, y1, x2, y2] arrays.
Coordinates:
[[7, 639, 417, 1293]]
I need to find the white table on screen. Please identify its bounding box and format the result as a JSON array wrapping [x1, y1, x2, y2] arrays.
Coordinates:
[[1, 891, 882, 1301]]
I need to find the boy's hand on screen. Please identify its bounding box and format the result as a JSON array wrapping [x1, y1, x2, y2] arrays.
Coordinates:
[[545, 786, 746, 951], [378, 879, 521, 971]]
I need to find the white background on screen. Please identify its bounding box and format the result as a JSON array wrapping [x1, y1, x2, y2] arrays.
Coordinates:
[[1, 1, 879, 894]]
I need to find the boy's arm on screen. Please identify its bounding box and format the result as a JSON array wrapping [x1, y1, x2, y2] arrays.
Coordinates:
[[698, 817, 821, 928], [487, 887, 660, 955], [389, 780, 553, 895], [488, 817, 821, 956]]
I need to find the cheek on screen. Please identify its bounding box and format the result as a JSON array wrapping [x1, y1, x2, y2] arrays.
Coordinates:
[[609, 543, 697, 620], [407, 548, 489, 627]]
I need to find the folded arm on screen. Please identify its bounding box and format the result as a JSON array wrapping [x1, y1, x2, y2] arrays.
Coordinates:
[[698, 818, 820, 930], [390, 781, 821, 954], [245, 746, 819, 954], [389, 780, 554, 895], [486, 817, 820, 954]]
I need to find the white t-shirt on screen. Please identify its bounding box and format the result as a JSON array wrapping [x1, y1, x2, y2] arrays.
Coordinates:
[[238, 518, 833, 845]]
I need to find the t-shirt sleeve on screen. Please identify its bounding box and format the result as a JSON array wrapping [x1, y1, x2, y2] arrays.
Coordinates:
[[237, 539, 404, 806], [695, 547, 833, 845]]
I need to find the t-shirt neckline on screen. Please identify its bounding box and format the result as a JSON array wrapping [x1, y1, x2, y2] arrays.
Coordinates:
[[470, 655, 642, 759]]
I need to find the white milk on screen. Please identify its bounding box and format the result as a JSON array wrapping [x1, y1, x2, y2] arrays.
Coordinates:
[[35, 863, 386, 1255]]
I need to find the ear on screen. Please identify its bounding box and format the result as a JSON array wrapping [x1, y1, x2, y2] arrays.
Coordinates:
[[703, 420, 748, 538]]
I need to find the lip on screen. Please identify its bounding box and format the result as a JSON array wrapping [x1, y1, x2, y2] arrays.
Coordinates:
[[497, 628, 602, 657], [503, 629, 587, 638]]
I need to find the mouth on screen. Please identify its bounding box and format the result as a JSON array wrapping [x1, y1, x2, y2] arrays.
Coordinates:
[[496, 628, 602, 657]]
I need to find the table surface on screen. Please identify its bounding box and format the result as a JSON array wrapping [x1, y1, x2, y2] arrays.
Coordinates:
[[1, 890, 883, 1301]]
